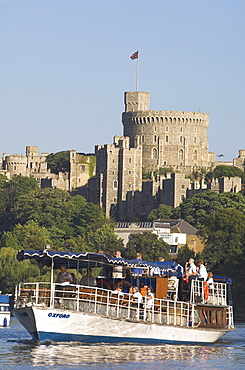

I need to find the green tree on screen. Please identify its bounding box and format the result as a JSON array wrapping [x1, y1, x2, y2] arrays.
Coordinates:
[[124, 232, 170, 261], [206, 165, 245, 183], [0, 175, 39, 232], [147, 204, 173, 221], [0, 174, 8, 188], [11, 188, 74, 233], [177, 244, 195, 266], [85, 223, 124, 255], [0, 220, 51, 251], [201, 208, 245, 265], [0, 247, 40, 294], [46, 151, 70, 174]]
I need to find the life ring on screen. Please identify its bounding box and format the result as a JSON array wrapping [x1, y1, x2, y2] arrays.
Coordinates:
[[204, 281, 209, 300]]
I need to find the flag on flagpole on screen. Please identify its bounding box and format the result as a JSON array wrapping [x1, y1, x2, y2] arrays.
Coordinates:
[[130, 51, 138, 60]]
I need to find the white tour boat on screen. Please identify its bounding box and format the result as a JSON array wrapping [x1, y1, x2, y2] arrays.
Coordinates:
[[0, 294, 11, 327], [12, 250, 234, 344]]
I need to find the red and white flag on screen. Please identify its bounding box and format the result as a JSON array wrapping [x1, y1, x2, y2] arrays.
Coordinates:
[[130, 51, 138, 60]]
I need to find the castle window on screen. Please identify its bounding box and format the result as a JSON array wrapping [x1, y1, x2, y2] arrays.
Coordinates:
[[166, 135, 169, 143], [164, 117, 168, 124], [194, 150, 197, 160], [160, 117, 163, 123], [113, 180, 117, 189], [14, 166, 16, 170], [180, 127, 183, 132], [111, 171, 114, 175], [113, 198, 117, 203], [129, 157, 132, 163], [156, 117, 159, 123], [154, 126, 157, 132], [154, 135, 157, 143], [181, 184, 185, 189], [180, 136, 182, 143], [112, 159, 115, 163], [163, 161, 167, 165], [179, 149, 184, 160], [128, 183, 132, 189], [173, 118, 176, 123], [151, 117, 154, 123], [194, 137, 197, 144], [141, 135, 145, 143], [152, 148, 158, 159], [81, 165, 85, 171], [166, 126, 168, 132], [169, 117, 172, 123], [129, 171, 131, 174], [178, 118, 181, 123]]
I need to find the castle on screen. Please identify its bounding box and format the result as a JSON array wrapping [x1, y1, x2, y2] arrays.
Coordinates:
[[0, 91, 244, 222], [0, 146, 95, 191], [83, 91, 243, 220]]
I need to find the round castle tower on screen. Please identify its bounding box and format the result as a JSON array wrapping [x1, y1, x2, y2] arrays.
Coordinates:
[[122, 91, 212, 172]]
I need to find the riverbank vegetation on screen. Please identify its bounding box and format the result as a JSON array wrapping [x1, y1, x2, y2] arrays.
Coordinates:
[[0, 174, 244, 317]]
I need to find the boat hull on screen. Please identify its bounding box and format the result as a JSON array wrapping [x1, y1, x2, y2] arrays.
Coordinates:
[[12, 306, 231, 344]]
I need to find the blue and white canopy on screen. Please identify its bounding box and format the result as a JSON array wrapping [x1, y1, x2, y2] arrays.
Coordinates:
[[17, 250, 177, 273]]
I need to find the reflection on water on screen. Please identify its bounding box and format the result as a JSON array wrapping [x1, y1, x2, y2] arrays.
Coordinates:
[[10, 341, 235, 368], [1, 319, 245, 369]]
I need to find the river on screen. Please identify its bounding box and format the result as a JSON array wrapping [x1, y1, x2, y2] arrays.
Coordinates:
[[0, 318, 245, 369]]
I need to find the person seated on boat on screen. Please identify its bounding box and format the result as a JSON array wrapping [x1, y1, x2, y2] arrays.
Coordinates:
[[112, 251, 123, 279], [111, 285, 125, 297], [70, 273, 78, 285], [196, 259, 208, 281], [132, 286, 143, 304], [56, 265, 72, 285], [132, 253, 143, 276], [80, 268, 97, 287], [114, 278, 132, 293]]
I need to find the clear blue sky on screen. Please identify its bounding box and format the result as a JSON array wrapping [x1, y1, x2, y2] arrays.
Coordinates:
[[0, 0, 244, 161]]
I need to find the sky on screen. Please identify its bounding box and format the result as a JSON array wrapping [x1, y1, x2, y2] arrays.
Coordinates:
[[0, 0, 244, 161]]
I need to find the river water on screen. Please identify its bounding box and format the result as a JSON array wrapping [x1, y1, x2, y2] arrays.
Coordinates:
[[0, 317, 245, 369]]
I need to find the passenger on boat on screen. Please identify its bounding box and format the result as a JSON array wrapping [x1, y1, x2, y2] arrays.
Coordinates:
[[132, 286, 143, 303], [207, 272, 214, 288], [175, 260, 184, 301], [112, 251, 123, 279], [112, 285, 124, 297], [185, 258, 197, 299], [144, 286, 154, 308], [132, 253, 143, 276], [56, 265, 72, 284], [150, 257, 165, 276], [80, 268, 97, 287], [71, 273, 78, 285], [197, 260, 208, 281]]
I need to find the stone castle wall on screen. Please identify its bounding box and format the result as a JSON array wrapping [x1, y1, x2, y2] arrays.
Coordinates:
[[122, 91, 213, 172]]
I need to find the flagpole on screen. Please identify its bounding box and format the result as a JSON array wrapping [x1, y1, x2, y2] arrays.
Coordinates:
[[136, 49, 139, 92]]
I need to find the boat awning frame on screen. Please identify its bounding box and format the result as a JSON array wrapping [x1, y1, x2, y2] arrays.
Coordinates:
[[16, 250, 177, 272]]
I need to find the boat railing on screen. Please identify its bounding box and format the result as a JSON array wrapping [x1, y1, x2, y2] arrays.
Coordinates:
[[15, 282, 234, 329], [190, 280, 227, 306]]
